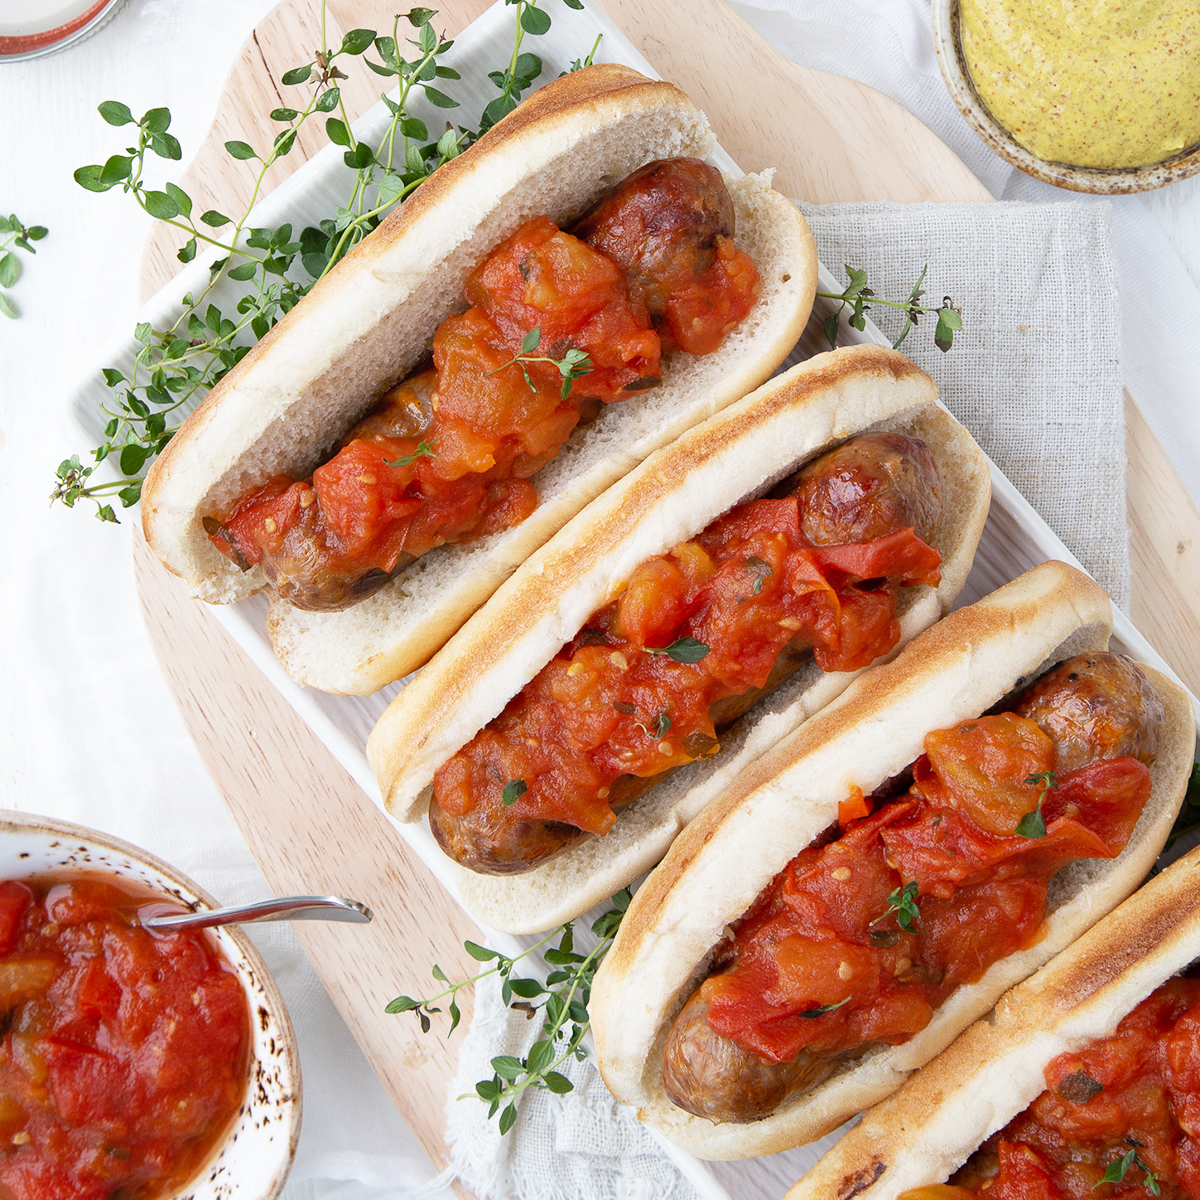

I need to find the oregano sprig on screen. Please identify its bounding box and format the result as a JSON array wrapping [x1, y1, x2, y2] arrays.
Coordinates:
[[0, 214, 48, 320], [54, 0, 596, 522], [817, 264, 962, 353], [388, 888, 630, 1133]]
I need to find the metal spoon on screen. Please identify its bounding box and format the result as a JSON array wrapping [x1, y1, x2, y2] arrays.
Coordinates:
[[142, 895, 373, 932]]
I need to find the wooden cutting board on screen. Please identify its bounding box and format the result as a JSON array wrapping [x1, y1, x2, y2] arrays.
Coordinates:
[[133, 0, 1200, 1183]]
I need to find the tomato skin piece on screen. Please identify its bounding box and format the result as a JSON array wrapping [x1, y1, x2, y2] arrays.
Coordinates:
[[0, 881, 30, 954]]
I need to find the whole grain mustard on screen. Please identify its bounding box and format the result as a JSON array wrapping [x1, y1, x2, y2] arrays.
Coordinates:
[[960, 0, 1200, 169]]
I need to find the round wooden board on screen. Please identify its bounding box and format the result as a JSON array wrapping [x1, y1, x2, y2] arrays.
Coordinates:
[[133, 0, 1200, 1185]]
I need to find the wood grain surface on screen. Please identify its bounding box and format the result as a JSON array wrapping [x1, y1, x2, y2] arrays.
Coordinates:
[[133, 0, 1200, 1183]]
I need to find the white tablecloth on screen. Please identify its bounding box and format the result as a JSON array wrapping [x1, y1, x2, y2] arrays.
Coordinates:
[[1, 2, 1198, 1197]]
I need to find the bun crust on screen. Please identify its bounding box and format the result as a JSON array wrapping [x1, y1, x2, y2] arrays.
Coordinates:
[[786, 835, 1200, 1200], [141, 64, 818, 693], [367, 344, 991, 933], [589, 561, 1195, 1159]]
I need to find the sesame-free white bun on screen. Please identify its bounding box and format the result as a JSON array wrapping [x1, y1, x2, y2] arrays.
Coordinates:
[[589, 561, 1195, 1159], [368, 344, 991, 933], [141, 64, 819, 694]]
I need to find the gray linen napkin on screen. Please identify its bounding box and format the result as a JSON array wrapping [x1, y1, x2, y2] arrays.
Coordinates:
[[802, 200, 1128, 609], [442, 200, 1128, 1200]]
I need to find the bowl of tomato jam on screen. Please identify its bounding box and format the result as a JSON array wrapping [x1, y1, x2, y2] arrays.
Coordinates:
[[0, 811, 300, 1200]]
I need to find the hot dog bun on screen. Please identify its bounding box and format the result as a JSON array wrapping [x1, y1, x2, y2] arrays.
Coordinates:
[[367, 344, 991, 933], [589, 561, 1195, 1159], [785, 837, 1200, 1200], [141, 64, 819, 695]]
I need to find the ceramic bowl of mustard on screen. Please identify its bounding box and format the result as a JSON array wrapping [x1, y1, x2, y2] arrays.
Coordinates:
[[0, 811, 301, 1200], [932, 0, 1200, 194]]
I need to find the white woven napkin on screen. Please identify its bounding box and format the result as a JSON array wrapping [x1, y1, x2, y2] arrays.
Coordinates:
[[441, 197, 1127, 1199]]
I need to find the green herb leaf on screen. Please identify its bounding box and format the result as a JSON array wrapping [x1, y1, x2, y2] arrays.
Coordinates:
[[100, 154, 133, 185], [164, 181, 192, 217], [340, 28, 376, 54], [141, 106, 172, 134], [316, 87, 341, 113], [224, 139, 258, 161], [873, 880, 920, 934], [1016, 771, 1057, 840], [280, 63, 313, 85], [142, 190, 179, 220], [646, 636, 709, 664], [382, 440, 437, 467], [543, 1071, 573, 1094], [0, 293, 17, 319], [0, 253, 21, 289], [521, 5, 552, 34], [501, 779, 528, 806], [326, 117, 351, 147], [98, 100, 134, 126], [800, 996, 850, 1019], [270, 107, 299, 122], [200, 209, 231, 228]]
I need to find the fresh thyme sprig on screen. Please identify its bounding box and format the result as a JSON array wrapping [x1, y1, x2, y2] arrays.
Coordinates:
[[872, 879, 920, 933], [388, 889, 630, 1134], [1095, 1141, 1161, 1196], [817, 264, 962, 353], [0, 214, 48, 320], [488, 326, 593, 400], [1016, 770, 1058, 840], [53, 0, 595, 522]]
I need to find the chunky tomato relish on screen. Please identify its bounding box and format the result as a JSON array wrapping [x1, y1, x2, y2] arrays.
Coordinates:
[[913, 976, 1200, 1200], [700, 714, 1151, 1066], [210, 162, 761, 611], [433, 492, 941, 837], [0, 875, 251, 1200]]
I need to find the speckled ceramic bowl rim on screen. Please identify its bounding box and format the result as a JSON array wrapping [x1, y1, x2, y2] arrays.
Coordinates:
[[931, 0, 1200, 194], [0, 810, 302, 1200]]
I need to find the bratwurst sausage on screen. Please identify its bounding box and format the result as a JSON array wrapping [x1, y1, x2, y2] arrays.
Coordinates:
[[659, 652, 1165, 1124], [210, 160, 759, 613], [427, 432, 942, 875]]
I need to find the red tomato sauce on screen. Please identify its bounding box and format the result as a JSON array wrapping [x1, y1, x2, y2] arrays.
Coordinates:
[[433, 493, 941, 836], [923, 976, 1200, 1200], [700, 714, 1151, 1067], [212, 174, 760, 593], [0, 875, 251, 1200]]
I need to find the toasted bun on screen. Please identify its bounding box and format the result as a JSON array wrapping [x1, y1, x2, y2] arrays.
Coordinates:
[[367, 344, 991, 933], [141, 64, 818, 693], [787, 834, 1200, 1200], [590, 562, 1195, 1159]]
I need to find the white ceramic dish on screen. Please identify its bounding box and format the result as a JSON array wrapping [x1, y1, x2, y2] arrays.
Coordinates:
[[61, 4, 1200, 1198], [0, 809, 301, 1200]]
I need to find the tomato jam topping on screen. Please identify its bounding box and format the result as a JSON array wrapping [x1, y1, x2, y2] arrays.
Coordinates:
[[0, 875, 251, 1200], [430, 440, 942, 867], [698, 714, 1151, 1069], [920, 975, 1200, 1200], [208, 159, 761, 613]]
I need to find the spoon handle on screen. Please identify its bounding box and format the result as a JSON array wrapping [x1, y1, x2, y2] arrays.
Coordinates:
[[143, 895, 373, 931]]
